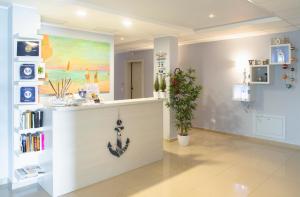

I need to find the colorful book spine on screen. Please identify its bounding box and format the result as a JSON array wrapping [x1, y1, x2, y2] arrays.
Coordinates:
[[19, 132, 44, 153], [41, 133, 45, 150], [36, 133, 40, 151]]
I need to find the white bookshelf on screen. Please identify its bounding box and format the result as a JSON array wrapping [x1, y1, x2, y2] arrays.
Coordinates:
[[11, 33, 47, 189]]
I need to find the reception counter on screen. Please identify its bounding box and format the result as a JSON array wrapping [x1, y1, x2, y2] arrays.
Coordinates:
[[39, 98, 164, 197]]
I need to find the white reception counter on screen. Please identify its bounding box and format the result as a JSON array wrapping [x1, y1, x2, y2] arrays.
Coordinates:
[[39, 98, 164, 197]]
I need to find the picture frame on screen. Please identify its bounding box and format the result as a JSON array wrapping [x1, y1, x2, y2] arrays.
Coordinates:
[[14, 39, 41, 61], [270, 44, 291, 65], [14, 62, 38, 81], [15, 85, 38, 104], [37, 63, 46, 79]]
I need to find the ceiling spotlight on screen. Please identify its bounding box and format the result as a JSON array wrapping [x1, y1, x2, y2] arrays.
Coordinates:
[[120, 37, 125, 41], [209, 14, 215, 18], [122, 18, 133, 27], [76, 10, 87, 17]]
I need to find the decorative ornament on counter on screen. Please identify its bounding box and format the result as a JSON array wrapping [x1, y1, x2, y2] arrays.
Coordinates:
[[107, 114, 130, 157]]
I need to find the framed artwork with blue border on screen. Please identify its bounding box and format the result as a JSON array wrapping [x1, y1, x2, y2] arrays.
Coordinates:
[[15, 62, 38, 81], [16, 86, 38, 104], [14, 39, 41, 61]]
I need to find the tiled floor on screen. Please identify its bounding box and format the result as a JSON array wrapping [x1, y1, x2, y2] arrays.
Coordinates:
[[2, 128, 300, 197]]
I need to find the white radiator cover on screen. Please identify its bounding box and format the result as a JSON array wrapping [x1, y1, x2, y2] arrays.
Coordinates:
[[254, 114, 286, 140]]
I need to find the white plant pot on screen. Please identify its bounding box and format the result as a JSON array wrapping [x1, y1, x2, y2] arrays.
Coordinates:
[[159, 91, 166, 99], [153, 91, 160, 98], [177, 134, 190, 146]]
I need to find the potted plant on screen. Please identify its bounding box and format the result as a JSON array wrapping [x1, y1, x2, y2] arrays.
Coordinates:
[[167, 68, 202, 146], [153, 74, 160, 98], [159, 75, 167, 98]]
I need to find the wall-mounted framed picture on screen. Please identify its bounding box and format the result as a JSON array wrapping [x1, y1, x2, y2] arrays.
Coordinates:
[[15, 85, 38, 104], [270, 44, 291, 65], [14, 39, 41, 61], [37, 63, 46, 79], [14, 62, 38, 81]]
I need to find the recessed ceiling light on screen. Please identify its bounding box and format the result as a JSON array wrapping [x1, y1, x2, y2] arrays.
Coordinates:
[[209, 14, 215, 18], [120, 37, 125, 41], [122, 18, 133, 27], [76, 10, 87, 17]]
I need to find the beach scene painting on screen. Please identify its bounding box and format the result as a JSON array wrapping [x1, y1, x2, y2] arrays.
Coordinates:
[[40, 35, 111, 94]]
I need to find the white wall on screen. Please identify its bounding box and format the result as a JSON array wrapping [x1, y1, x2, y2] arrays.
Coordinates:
[[40, 24, 115, 101], [0, 6, 9, 184], [114, 50, 154, 100]]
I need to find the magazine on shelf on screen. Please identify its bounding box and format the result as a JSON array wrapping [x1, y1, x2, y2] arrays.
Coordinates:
[[15, 165, 45, 180]]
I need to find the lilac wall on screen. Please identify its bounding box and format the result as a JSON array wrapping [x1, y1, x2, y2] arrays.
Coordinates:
[[114, 50, 154, 100], [115, 30, 300, 145], [180, 30, 300, 145]]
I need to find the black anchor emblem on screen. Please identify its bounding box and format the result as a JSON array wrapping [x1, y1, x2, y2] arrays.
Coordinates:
[[107, 119, 130, 157]]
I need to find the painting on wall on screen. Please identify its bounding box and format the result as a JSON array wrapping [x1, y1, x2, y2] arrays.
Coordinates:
[[40, 35, 111, 94]]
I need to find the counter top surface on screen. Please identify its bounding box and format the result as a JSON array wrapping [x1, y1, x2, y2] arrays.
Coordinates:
[[48, 97, 164, 111]]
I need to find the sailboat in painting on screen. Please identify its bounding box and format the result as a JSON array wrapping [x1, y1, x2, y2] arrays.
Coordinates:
[[85, 69, 91, 82], [94, 72, 99, 83], [66, 61, 71, 71]]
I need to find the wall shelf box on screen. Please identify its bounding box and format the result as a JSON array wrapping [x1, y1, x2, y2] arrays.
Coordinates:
[[14, 81, 45, 86], [14, 33, 43, 40], [14, 104, 44, 110], [232, 84, 252, 102], [15, 127, 47, 135], [249, 65, 270, 84], [14, 150, 44, 157], [270, 44, 291, 65]]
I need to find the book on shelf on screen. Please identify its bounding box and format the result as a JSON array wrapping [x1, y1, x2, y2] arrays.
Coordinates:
[[20, 132, 44, 153], [20, 109, 44, 130], [15, 165, 45, 180]]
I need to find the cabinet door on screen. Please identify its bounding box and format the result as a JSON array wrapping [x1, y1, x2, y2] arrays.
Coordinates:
[[254, 115, 285, 140]]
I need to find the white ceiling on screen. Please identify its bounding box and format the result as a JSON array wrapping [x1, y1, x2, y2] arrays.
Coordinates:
[[2, 0, 300, 53]]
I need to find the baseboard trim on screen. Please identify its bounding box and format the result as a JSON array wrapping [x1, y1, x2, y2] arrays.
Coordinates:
[[196, 127, 300, 151]]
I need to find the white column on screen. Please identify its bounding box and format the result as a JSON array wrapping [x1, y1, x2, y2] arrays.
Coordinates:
[[153, 37, 178, 140]]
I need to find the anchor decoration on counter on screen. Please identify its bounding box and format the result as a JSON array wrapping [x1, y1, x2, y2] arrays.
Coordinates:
[[107, 119, 130, 157]]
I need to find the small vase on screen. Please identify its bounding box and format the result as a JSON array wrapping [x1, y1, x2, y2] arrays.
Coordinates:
[[159, 91, 166, 99], [153, 91, 160, 98], [177, 134, 190, 146]]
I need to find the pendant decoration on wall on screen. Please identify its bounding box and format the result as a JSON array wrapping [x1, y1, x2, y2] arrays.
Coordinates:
[[107, 114, 130, 157]]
